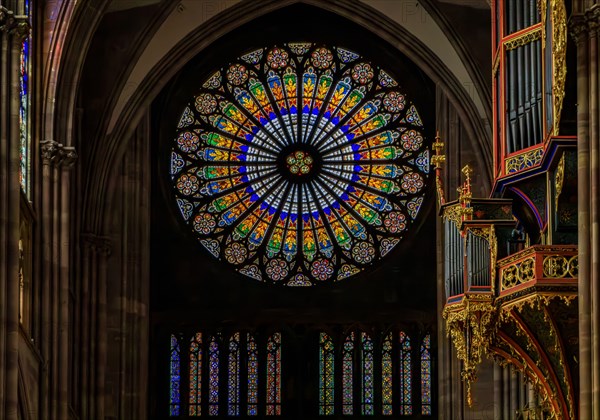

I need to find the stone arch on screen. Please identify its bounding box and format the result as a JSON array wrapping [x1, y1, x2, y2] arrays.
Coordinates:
[[70, 0, 492, 236]]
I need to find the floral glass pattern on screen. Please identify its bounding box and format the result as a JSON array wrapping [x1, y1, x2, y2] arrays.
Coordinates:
[[189, 333, 202, 416], [170, 335, 181, 416], [209, 336, 220, 416], [382, 332, 393, 415], [247, 334, 259, 416], [19, 1, 31, 196], [266, 333, 282, 415], [319, 332, 335, 415], [361, 332, 374, 415], [421, 334, 432, 415], [170, 43, 430, 285], [228, 333, 241, 415], [342, 332, 355, 415], [400, 331, 413, 415]]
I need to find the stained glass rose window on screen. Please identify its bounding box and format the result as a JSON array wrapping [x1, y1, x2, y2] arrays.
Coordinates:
[[170, 43, 430, 286]]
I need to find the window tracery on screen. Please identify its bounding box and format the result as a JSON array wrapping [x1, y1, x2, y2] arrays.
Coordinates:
[[170, 43, 430, 286]]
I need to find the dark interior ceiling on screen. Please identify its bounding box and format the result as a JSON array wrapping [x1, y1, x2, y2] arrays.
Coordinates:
[[80, 0, 491, 149]]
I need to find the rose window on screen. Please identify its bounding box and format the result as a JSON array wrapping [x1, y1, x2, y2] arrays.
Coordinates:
[[169, 43, 430, 286]]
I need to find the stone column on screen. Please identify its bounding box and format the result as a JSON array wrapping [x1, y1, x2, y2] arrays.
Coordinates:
[[97, 109, 151, 419], [79, 233, 111, 420], [571, 4, 600, 417], [509, 366, 518, 418], [502, 365, 510, 420], [40, 140, 78, 420], [493, 363, 502, 419], [0, 5, 29, 418], [59, 148, 77, 419]]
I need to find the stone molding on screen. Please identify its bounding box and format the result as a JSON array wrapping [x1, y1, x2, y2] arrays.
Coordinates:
[[81, 233, 112, 256], [40, 140, 78, 168], [0, 6, 30, 39], [569, 4, 600, 42]]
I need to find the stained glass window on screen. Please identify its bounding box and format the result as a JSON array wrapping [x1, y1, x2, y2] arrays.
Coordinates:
[[209, 335, 220, 416], [360, 333, 374, 415], [420, 333, 432, 416], [382, 332, 393, 415], [247, 333, 259, 416], [319, 332, 335, 415], [266, 332, 282, 415], [400, 331, 412, 415], [170, 43, 430, 286], [189, 333, 202, 416], [19, 1, 31, 196], [169, 334, 181, 416], [228, 333, 241, 415], [342, 332, 355, 415]]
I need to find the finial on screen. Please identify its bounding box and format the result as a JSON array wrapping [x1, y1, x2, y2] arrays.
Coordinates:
[[461, 164, 473, 183], [432, 130, 446, 206], [431, 131, 446, 170]]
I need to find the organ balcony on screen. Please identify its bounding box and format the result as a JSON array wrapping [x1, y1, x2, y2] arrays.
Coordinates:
[[438, 163, 578, 419]]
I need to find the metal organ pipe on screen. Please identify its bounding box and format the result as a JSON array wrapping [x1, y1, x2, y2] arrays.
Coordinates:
[[444, 220, 465, 298], [531, 40, 540, 144], [517, 45, 526, 150], [524, 42, 532, 148], [509, 50, 518, 153]]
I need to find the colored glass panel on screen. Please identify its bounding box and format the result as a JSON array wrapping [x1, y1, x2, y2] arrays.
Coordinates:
[[170, 43, 430, 286], [247, 334, 258, 416], [319, 333, 335, 415], [209, 336, 220, 416], [400, 331, 413, 415], [382, 333, 393, 415], [421, 333, 432, 415], [169, 334, 181, 416], [189, 333, 202, 416], [19, 34, 30, 196], [342, 332, 355, 415], [361, 332, 374, 415], [228, 333, 240, 415], [266, 332, 282, 415]]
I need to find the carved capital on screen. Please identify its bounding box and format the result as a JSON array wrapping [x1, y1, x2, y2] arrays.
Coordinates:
[[588, 5, 600, 32], [40, 140, 78, 168], [81, 233, 112, 256], [570, 6, 600, 41], [40, 140, 62, 165], [60, 147, 78, 169], [569, 15, 588, 42], [10, 18, 30, 40], [0, 6, 15, 33]]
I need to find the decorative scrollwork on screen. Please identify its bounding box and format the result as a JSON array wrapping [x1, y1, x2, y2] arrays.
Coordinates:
[[502, 265, 519, 289], [443, 296, 497, 407], [555, 152, 565, 209], [504, 27, 543, 51], [519, 257, 536, 282], [543, 255, 578, 278], [568, 255, 578, 277], [551, 0, 568, 135], [492, 52, 500, 78], [500, 257, 536, 290], [443, 204, 463, 228], [505, 147, 544, 174]]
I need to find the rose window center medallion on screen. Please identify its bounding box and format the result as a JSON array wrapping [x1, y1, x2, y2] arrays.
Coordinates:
[[170, 43, 431, 286], [286, 151, 314, 176]]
